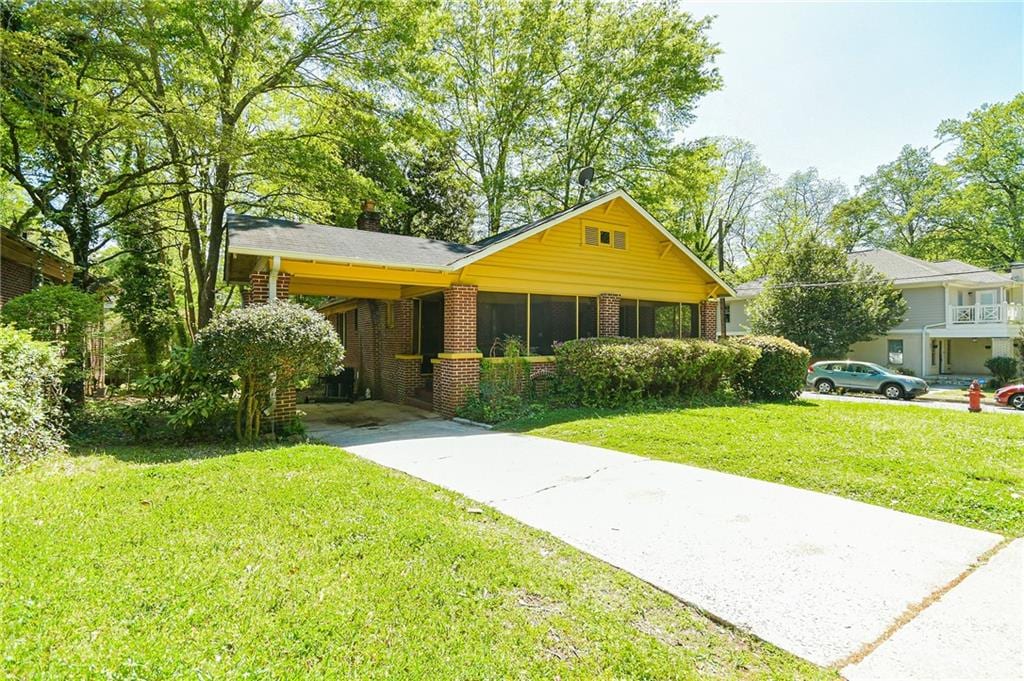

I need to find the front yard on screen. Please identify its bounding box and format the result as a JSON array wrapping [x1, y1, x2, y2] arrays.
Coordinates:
[[505, 399, 1024, 536], [0, 444, 824, 678]]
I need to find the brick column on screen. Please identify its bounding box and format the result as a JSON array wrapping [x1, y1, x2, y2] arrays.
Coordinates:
[[247, 270, 296, 424], [598, 293, 621, 337], [247, 272, 291, 305], [433, 285, 480, 418], [699, 300, 718, 341]]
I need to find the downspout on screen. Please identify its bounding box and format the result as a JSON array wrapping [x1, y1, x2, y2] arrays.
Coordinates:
[[265, 254, 282, 425]]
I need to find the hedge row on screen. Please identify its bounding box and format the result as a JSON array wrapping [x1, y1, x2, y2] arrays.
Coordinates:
[[552, 335, 809, 408], [1, 324, 65, 471]]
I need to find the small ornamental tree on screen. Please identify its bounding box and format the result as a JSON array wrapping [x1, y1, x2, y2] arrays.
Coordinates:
[[0, 285, 103, 404], [748, 237, 907, 359], [193, 302, 344, 442]]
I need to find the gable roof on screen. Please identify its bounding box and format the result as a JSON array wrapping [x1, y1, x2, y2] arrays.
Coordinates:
[[226, 189, 734, 295], [729, 248, 1012, 298]]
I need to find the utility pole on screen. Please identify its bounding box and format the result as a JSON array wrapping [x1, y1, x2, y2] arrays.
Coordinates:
[[717, 218, 727, 339]]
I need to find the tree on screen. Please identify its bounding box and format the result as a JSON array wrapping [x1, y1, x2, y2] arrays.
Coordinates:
[[520, 0, 719, 217], [112, 222, 177, 370], [830, 145, 944, 254], [0, 285, 103, 403], [933, 94, 1024, 267], [0, 2, 170, 289], [388, 134, 474, 242], [429, 0, 719, 234], [737, 168, 849, 277], [109, 0, 424, 327], [635, 137, 771, 267], [429, 0, 565, 234], [193, 302, 344, 442], [747, 237, 907, 359]]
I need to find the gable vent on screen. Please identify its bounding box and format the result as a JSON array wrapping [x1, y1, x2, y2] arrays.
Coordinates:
[[613, 230, 626, 250], [584, 225, 599, 246]]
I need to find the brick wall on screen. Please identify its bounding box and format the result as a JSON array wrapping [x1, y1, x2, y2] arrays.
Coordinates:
[[0, 257, 35, 307], [598, 293, 621, 337], [699, 300, 719, 341], [380, 300, 425, 403], [247, 271, 296, 423], [434, 285, 480, 417]]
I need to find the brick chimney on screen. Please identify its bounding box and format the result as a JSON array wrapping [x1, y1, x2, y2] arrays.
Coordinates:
[[356, 199, 381, 232]]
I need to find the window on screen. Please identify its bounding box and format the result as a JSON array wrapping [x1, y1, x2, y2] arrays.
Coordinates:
[[599, 230, 611, 245], [888, 339, 904, 365], [529, 295, 577, 355], [334, 312, 347, 346], [477, 293, 527, 356], [724, 304, 731, 324]]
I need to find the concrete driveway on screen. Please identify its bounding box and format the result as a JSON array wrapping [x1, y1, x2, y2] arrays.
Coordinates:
[[308, 410, 1020, 676]]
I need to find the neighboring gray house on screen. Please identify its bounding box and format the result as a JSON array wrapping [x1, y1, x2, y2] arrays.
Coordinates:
[[724, 249, 1024, 378]]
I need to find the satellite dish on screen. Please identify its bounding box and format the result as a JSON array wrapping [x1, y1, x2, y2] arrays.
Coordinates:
[[577, 166, 595, 188]]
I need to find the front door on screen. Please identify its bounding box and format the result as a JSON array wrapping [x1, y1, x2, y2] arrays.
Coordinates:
[[420, 298, 443, 374]]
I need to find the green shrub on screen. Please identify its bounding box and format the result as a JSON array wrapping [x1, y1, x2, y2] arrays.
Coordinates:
[[134, 346, 237, 438], [552, 337, 759, 408], [0, 285, 102, 403], [193, 302, 344, 442], [985, 356, 1018, 384], [727, 335, 810, 402], [458, 336, 539, 423], [0, 324, 65, 470]]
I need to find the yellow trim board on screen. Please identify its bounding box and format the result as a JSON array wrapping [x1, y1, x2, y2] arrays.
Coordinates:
[[394, 354, 423, 360], [484, 355, 556, 364], [436, 352, 484, 360]]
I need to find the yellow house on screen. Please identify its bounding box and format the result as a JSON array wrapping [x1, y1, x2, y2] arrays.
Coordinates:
[[224, 189, 733, 417]]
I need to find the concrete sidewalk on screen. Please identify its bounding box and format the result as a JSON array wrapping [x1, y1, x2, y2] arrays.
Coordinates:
[[308, 415, 1018, 673]]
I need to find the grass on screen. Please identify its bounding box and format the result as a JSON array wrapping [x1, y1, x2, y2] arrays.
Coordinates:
[[504, 400, 1024, 536], [0, 444, 828, 679]]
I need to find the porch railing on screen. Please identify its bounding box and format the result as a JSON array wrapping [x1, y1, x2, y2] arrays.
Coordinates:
[[949, 302, 1024, 324]]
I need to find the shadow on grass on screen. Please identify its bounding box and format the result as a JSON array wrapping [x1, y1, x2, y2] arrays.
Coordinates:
[[500, 396, 819, 432], [68, 440, 296, 465]]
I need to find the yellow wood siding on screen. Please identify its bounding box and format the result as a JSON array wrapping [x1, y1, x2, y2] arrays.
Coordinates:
[[459, 199, 714, 302]]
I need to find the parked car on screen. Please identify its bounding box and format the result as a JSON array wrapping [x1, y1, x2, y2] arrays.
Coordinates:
[[806, 361, 929, 400], [994, 384, 1024, 410]]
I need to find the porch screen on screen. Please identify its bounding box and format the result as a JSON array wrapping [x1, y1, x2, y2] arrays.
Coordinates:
[[477, 292, 527, 356], [578, 297, 598, 340], [681, 304, 699, 338], [639, 301, 679, 338], [620, 299, 637, 337], [529, 295, 576, 355]]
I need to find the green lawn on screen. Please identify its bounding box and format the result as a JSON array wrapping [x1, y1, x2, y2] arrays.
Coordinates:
[[0, 444, 826, 679], [505, 400, 1024, 536]]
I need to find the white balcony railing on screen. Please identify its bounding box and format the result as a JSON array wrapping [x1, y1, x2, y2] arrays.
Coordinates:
[[949, 302, 1024, 325]]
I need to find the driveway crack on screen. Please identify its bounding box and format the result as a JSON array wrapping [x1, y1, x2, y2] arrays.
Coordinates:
[[488, 460, 643, 504]]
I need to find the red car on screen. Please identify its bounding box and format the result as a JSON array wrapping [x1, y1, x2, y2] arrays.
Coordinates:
[[994, 384, 1024, 410]]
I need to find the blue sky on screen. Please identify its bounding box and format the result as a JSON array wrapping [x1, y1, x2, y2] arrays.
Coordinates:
[[683, 1, 1023, 188]]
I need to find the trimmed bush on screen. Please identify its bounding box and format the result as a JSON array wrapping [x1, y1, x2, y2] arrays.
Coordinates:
[[0, 324, 65, 470], [984, 356, 1018, 385], [553, 337, 759, 408], [727, 335, 810, 401], [193, 302, 344, 442]]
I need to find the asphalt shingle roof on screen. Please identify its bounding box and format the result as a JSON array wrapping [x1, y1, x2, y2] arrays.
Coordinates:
[[227, 215, 479, 268], [729, 248, 1010, 298]]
